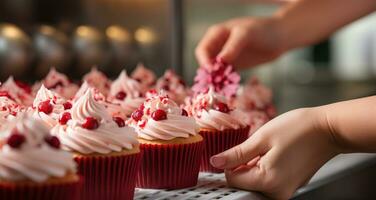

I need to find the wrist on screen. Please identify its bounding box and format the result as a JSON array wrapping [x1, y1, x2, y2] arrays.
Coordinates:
[[314, 106, 344, 154], [268, 14, 290, 54]]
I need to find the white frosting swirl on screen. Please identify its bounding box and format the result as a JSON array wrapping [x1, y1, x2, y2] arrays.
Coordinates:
[[75, 81, 128, 117], [130, 93, 198, 140], [111, 70, 144, 98], [130, 63, 156, 87], [32, 85, 67, 129], [189, 88, 247, 131], [109, 70, 145, 116], [0, 113, 76, 183], [41, 68, 79, 99], [53, 89, 138, 154], [83, 67, 110, 96], [156, 70, 191, 105]]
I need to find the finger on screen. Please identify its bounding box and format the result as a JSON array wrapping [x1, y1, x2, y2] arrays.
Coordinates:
[[195, 25, 230, 67], [231, 155, 261, 172], [217, 27, 249, 65], [233, 50, 281, 69], [210, 137, 264, 169], [225, 165, 263, 192]]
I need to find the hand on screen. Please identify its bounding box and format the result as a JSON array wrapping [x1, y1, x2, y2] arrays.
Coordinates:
[[195, 17, 286, 69], [210, 108, 339, 200]]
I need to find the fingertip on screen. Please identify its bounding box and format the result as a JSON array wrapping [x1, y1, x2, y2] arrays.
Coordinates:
[[210, 154, 226, 168]]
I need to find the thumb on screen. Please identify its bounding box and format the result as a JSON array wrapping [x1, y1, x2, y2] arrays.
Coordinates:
[[210, 137, 263, 169]]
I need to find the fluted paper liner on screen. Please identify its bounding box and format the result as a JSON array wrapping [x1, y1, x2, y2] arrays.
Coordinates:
[[200, 126, 250, 173], [0, 176, 81, 200], [75, 151, 142, 200], [136, 140, 203, 189]]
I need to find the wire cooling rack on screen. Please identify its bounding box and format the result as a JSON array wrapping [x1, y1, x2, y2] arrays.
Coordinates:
[[135, 173, 267, 200]]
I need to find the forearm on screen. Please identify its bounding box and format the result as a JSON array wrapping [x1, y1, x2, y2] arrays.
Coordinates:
[[273, 0, 376, 50], [319, 96, 376, 153]]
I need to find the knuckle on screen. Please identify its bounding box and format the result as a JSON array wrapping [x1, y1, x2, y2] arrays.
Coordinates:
[[232, 145, 246, 162]]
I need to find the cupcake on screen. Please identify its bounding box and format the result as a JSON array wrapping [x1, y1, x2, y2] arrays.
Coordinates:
[[130, 63, 156, 88], [75, 81, 128, 119], [0, 113, 80, 200], [128, 93, 203, 189], [156, 70, 190, 105], [32, 85, 71, 129], [0, 76, 33, 106], [108, 70, 145, 117], [35, 68, 79, 99], [186, 87, 249, 173], [82, 67, 111, 96], [236, 77, 276, 135], [52, 89, 141, 200]]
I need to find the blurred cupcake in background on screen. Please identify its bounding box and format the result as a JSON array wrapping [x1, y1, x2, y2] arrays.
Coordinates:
[[186, 87, 249, 173], [236, 76, 276, 135], [130, 63, 156, 89], [0, 77, 33, 106], [128, 92, 203, 189], [52, 89, 141, 200], [31, 85, 72, 129], [156, 70, 190, 105], [34, 68, 79, 99], [82, 67, 111, 96], [108, 70, 145, 117], [0, 113, 80, 200]]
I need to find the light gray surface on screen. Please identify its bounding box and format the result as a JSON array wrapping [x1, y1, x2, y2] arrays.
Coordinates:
[[296, 153, 376, 195], [135, 173, 267, 200]]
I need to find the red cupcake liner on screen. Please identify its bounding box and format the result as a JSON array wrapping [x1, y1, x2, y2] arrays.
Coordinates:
[[0, 176, 82, 200], [200, 126, 250, 173], [75, 151, 142, 200], [136, 140, 204, 189]]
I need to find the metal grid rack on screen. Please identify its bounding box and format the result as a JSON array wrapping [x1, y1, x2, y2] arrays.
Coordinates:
[[135, 173, 267, 200]]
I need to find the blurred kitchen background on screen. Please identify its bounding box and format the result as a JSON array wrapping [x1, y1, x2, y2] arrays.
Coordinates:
[[1, 0, 376, 112]]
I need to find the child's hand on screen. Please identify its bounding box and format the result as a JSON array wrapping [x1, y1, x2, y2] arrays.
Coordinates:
[[195, 17, 286, 69], [210, 108, 339, 200]]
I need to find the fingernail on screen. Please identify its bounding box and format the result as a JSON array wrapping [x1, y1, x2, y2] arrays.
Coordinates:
[[210, 155, 226, 168]]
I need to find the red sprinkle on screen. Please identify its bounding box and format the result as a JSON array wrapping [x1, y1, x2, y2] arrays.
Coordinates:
[[59, 112, 72, 125], [214, 102, 230, 113], [15, 80, 32, 94], [0, 91, 14, 101], [151, 109, 167, 121], [63, 102, 72, 110], [131, 109, 143, 121], [45, 136, 60, 149], [116, 91, 127, 100], [162, 85, 170, 91], [82, 117, 99, 130], [178, 78, 186, 87], [38, 100, 53, 114], [113, 117, 125, 127], [181, 109, 188, 116], [7, 133, 26, 149]]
